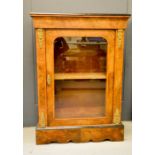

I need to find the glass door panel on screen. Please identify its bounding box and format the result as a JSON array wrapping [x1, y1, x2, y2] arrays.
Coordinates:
[[55, 79, 106, 118], [54, 37, 107, 119]]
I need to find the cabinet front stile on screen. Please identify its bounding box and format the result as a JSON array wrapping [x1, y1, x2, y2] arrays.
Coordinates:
[[36, 28, 47, 128]]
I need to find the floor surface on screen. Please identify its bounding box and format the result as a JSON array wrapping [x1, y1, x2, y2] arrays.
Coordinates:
[[23, 121, 132, 155]]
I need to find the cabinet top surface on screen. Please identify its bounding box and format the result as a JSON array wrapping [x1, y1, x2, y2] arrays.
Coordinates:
[[30, 12, 131, 17]]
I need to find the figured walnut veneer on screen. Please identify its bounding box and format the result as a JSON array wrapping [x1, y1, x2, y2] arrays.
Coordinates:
[[36, 124, 124, 144]]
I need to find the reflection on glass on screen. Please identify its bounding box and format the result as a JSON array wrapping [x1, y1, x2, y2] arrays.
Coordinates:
[[54, 37, 107, 119], [55, 80, 106, 118], [54, 37, 107, 73]]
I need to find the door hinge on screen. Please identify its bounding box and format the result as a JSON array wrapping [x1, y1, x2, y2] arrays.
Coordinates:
[[38, 28, 43, 49]]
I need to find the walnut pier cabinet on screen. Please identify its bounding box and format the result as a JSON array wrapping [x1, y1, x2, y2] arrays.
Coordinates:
[[30, 13, 130, 144]]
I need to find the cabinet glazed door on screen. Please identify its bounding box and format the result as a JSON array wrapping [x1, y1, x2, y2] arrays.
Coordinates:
[[46, 29, 115, 126]]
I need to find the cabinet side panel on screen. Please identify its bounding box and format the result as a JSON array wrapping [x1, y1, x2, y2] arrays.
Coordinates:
[[36, 28, 47, 127]]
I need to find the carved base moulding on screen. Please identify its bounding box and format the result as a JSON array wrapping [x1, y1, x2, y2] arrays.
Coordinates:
[[36, 124, 124, 144]]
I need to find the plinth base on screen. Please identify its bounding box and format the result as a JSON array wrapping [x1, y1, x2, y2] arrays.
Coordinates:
[[36, 124, 124, 144]]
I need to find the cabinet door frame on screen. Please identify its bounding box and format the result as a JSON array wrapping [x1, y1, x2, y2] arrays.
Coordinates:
[[46, 29, 115, 126]]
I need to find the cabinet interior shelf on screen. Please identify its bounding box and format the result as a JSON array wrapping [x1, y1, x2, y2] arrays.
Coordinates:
[[54, 73, 106, 80]]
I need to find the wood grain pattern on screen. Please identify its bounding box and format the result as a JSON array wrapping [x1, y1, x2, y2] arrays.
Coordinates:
[[54, 73, 106, 80], [36, 124, 124, 144], [30, 14, 129, 29]]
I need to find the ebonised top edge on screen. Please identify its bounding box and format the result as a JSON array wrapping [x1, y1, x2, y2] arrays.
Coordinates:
[[30, 12, 131, 17]]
